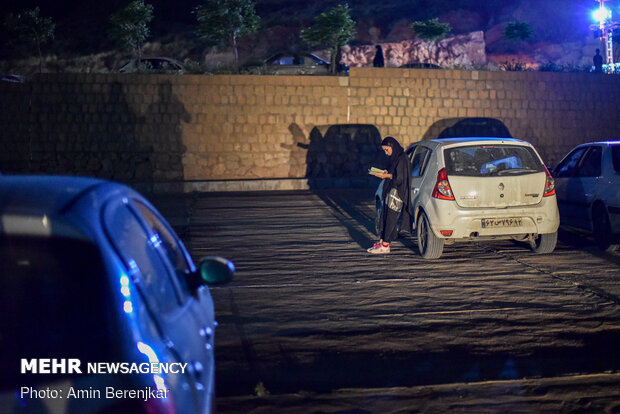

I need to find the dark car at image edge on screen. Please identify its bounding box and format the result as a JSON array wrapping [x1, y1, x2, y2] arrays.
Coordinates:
[[0, 175, 233, 414]]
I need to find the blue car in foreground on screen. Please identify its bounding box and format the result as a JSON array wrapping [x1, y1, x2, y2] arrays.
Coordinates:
[[0, 176, 233, 414]]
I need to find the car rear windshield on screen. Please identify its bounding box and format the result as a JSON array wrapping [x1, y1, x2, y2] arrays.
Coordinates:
[[0, 236, 118, 387], [444, 144, 544, 177]]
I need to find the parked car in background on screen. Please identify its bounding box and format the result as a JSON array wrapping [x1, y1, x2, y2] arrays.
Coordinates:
[[375, 137, 560, 259], [436, 117, 512, 139], [264, 52, 329, 75], [252, 52, 347, 75], [552, 141, 620, 251], [118, 57, 185, 73], [0, 175, 233, 414], [400, 62, 442, 69]]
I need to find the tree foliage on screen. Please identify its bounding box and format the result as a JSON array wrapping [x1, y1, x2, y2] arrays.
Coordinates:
[[503, 21, 533, 42], [409, 18, 451, 41], [4, 7, 55, 72], [300, 3, 356, 74], [109, 0, 154, 61], [194, 0, 260, 69]]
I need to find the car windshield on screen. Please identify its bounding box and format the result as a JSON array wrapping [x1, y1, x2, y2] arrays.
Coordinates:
[[0, 236, 118, 387], [445, 144, 543, 177]]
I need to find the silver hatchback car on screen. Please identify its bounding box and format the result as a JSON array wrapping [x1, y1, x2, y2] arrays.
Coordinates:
[[376, 137, 560, 259]]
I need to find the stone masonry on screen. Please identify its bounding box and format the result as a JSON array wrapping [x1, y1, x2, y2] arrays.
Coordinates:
[[1, 68, 619, 189]]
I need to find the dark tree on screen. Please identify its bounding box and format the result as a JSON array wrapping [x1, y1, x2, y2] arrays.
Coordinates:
[[194, 0, 260, 70], [4, 7, 55, 73], [503, 21, 534, 42], [410, 18, 451, 41], [300, 3, 356, 74], [109, 0, 154, 62]]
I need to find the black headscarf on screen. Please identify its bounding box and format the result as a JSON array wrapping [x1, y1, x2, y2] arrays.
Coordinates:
[[381, 136, 404, 175]]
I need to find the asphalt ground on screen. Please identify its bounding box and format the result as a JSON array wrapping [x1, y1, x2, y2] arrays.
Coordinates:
[[151, 189, 620, 414]]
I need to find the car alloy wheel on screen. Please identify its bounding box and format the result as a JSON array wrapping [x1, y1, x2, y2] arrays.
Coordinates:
[[529, 231, 557, 254], [416, 211, 444, 259]]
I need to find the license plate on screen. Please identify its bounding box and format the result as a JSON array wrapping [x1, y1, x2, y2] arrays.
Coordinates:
[[481, 217, 523, 228]]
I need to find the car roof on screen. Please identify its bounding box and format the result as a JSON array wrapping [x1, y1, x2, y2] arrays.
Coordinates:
[[408, 137, 533, 153], [430, 137, 529, 146], [0, 175, 107, 216], [0, 175, 129, 239], [575, 140, 620, 146]]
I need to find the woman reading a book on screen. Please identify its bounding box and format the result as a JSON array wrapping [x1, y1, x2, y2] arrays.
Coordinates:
[[367, 136, 413, 254]]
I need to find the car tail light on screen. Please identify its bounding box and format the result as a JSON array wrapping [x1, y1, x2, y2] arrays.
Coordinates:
[[543, 166, 555, 197], [432, 168, 455, 200], [440, 230, 453, 237]]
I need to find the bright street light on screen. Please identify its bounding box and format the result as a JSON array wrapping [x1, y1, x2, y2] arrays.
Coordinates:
[[592, 7, 611, 23]]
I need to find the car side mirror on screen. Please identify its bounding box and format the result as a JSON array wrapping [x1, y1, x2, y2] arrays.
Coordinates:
[[187, 256, 234, 289]]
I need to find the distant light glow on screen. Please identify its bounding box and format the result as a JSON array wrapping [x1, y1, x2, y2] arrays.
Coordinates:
[[121, 286, 130, 297], [592, 7, 611, 23], [123, 300, 133, 313]]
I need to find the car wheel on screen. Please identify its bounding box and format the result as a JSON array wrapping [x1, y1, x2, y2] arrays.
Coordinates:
[[592, 204, 618, 251], [416, 211, 444, 259], [530, 231, 557, 254]]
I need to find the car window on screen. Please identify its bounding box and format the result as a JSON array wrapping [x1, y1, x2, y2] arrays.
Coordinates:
[[0, 235, 117, 385], [554, 147, 587, 178], [444, 145, 543, 177], [612, 145, 620, 173], [577, 146, 602, 177], [411, 146, 431, 177], [133, 200, 192, 293], [106, 203, 181, 315], [272, 56, 303, 65]]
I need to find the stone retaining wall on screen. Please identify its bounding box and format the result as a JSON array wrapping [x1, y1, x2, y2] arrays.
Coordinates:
[[1, 68, 619, 189]]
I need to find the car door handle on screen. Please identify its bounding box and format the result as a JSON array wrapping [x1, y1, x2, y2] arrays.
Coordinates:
[[412, 188, 419, 195]]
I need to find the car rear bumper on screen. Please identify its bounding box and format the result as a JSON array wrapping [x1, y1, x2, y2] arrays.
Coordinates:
[[421, 197, 560, 239]]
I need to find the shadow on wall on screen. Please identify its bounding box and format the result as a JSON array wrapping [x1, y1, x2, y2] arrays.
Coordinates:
[[422, 117, 512, 140], [26, 80, 189, 186], [137, 82, 190, 183], [293, 124, 386, 189]]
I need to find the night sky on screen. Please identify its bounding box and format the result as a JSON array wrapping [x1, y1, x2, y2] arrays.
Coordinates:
[[0, 0, 607, 56]]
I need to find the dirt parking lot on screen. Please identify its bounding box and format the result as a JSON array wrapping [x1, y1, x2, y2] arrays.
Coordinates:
[[152, 189, 620, 413]]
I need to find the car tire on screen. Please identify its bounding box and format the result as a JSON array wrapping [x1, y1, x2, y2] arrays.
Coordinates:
[[592, 204, 618, 252], [530, 231, 557, 254], [416, 211, 444, 259]]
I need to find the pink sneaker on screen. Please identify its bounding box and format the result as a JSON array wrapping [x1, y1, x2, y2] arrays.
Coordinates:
[[367, 243, 390, 254]]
